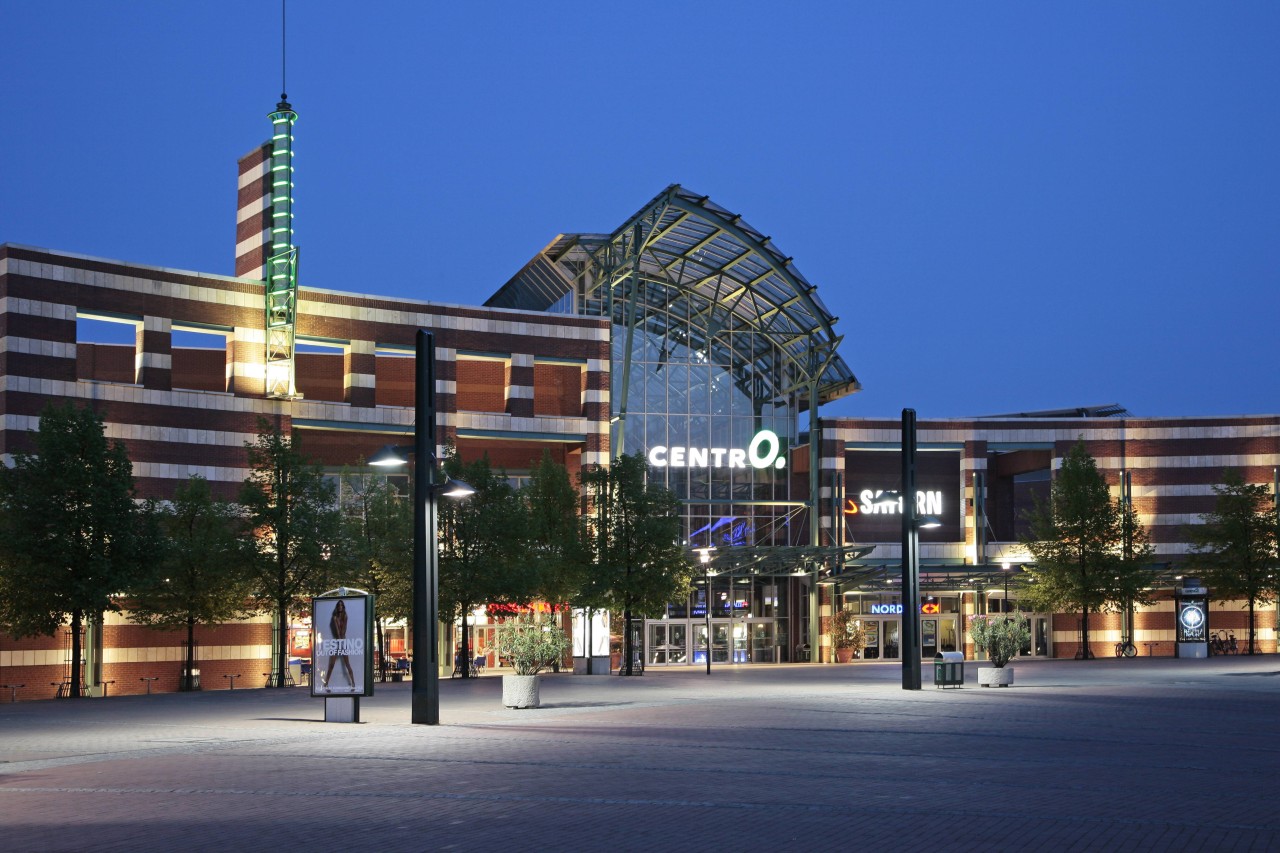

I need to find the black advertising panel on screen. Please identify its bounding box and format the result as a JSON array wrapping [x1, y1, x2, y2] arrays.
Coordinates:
[[843, 449, 962, 543]]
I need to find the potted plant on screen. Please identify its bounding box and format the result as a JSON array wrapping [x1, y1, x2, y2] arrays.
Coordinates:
[[494, 614, 571, 708], [968, 614, 1031, 687], [829, 608, 868, 663]]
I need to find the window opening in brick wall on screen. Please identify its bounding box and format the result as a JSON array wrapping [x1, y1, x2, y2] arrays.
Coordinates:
[[76, 313, 138, 384], [172, 326, 230, 393], [456, 356, 509, 413], [375, 346, 415, 408], [294, 339, 346, 403]]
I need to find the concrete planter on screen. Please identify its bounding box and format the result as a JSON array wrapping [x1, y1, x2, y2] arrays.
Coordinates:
[[978, 666, 1015, 688], [502, 674, 541, 709]]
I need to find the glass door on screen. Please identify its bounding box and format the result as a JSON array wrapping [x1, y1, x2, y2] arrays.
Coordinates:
[[882, 620, 900, 660], [668, 624, 688, 664], [693, 623, 709, 664], [732, 621, 748, 663], [711, 621, 730, 663], [647, 623, 669, 665], [750, 622, 774, 663]]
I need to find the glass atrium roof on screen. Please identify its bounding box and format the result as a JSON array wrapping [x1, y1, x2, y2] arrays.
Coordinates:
[[487, 185, 859, 407]]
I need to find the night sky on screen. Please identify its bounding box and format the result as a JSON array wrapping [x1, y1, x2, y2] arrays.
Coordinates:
[[4, 2, 1277, 419]]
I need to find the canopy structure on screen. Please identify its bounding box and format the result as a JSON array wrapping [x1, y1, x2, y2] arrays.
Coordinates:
[[487, 184, 860, 411]]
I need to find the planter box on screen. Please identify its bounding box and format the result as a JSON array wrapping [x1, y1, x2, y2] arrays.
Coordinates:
[[502, 674, 540, 709], [977, 666, 1014, 688]]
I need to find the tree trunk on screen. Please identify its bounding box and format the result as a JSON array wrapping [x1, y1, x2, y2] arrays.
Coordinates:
[[69, 609, 83, 698], [275, 602, 289, 687], [459, 609, 470, 678], [622, 608, 634, 675], [185, 615, 197, 691], [1248, 599, 1256, 654], [376, 617, 386, 682], [1079, 609, 1094, 660]]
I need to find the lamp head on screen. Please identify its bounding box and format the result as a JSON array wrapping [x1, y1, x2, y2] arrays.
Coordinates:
[[369, 445, 411, 467]]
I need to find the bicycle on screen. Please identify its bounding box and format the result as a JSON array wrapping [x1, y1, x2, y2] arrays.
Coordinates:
[[1114, 640, 1137, 658]]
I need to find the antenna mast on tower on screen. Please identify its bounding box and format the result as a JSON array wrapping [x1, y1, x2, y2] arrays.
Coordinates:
[[265, 0, 299, 398]]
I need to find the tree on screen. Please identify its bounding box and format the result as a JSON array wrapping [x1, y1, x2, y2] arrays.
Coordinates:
[[1021, 440, 1153, 659], [129, 476, 254, 691], [239, 418, 342, 688], [0, 402, 158, 697], [581, 453, 691, 675], [520, 451, 590, 608], [438, 452, 528, 677], [1187, 470, 1278, 654], [337, 468, 413, 679]]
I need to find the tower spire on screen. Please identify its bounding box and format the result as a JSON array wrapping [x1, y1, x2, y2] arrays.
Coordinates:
[[265, 0, 299, 399]]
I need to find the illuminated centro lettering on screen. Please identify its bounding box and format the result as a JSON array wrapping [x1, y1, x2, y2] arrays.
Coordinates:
[[858, 489, 943, 516], [648, 430, 786, 470]]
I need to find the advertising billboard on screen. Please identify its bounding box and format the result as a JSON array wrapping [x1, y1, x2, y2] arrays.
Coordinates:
[[311, 590, 375, 698]]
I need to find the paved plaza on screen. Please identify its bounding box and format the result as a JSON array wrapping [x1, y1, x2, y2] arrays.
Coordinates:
[[2, 655, 1278, 851]]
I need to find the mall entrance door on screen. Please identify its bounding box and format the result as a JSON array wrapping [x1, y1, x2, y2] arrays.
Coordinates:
[[647, 619, 773, 666], [858, 617, 958, 660]]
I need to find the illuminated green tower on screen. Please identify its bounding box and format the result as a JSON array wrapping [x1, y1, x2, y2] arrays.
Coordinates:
[[265, 94, 299, 398]]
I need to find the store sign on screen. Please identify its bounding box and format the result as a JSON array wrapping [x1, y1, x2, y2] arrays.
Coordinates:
[[850, 489, 944, 516], [869, 603, 939, 615], [647, 429, 786, 470]]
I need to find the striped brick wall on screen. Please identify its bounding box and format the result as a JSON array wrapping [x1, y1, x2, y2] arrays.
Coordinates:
[[825, 415, 1280, 559], [235, 143, 273, 279]]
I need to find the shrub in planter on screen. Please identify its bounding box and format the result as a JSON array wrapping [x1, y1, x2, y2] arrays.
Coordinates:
[[828, 608, 868, 662], [495, 615, 571, 708], [967, 614, 1031, 669]]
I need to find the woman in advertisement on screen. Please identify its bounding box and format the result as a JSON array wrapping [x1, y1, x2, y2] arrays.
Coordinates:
[[322, 599, 357, 692]]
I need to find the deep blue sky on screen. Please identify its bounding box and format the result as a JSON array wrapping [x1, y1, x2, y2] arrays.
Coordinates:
[[4, 3, 1278, 419]]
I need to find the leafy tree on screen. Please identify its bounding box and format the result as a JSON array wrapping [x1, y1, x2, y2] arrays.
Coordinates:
[[337, 468, 412, 678], [581, 453, 691, 675], [129, 475, 254, 691], [1021, 440, 1153, 659], [239, 418, 342, 687], [520, 451, 590, 608], [1187, 470, 1278, 654], [438, 452, 528, 677], [0, 402, 158, 697]]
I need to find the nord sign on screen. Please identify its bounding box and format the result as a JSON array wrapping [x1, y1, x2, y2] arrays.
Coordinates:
[[647, 429, 787, 470]]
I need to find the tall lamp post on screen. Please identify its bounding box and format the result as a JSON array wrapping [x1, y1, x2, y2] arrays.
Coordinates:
[[1002, 561, 1011, 613], [369, 330, 473, 725], [698, 548, 714, 675], [899, 409, 941, 691]]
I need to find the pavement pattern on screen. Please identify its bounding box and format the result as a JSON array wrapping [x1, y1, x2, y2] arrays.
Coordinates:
[[1, 655, 1278, 852]]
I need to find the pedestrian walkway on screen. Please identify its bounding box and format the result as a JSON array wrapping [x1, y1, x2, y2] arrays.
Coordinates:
[[2, 655, 1277, 851]]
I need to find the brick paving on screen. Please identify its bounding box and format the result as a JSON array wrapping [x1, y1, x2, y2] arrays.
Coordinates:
[[1, 655, 1278, 851]]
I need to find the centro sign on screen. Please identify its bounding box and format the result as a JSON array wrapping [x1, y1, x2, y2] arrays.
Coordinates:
[[648, 429, 787, 470]]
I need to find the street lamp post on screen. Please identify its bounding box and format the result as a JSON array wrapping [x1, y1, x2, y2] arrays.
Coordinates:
[[699, 549, 713, 675], [412, 329, 438, 724], [901, 408, 921, 690], [369, 330, 474, 726], [1002, 561, 1011, 613]]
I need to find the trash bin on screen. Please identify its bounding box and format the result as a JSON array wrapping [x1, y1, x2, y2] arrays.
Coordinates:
[[933, 651, 964, 688]]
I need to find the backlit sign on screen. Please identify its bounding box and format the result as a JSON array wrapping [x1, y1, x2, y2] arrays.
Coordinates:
[[849, 489, 944, 516], [869, 603, 940, 615], [648, 429, 786, 470]]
